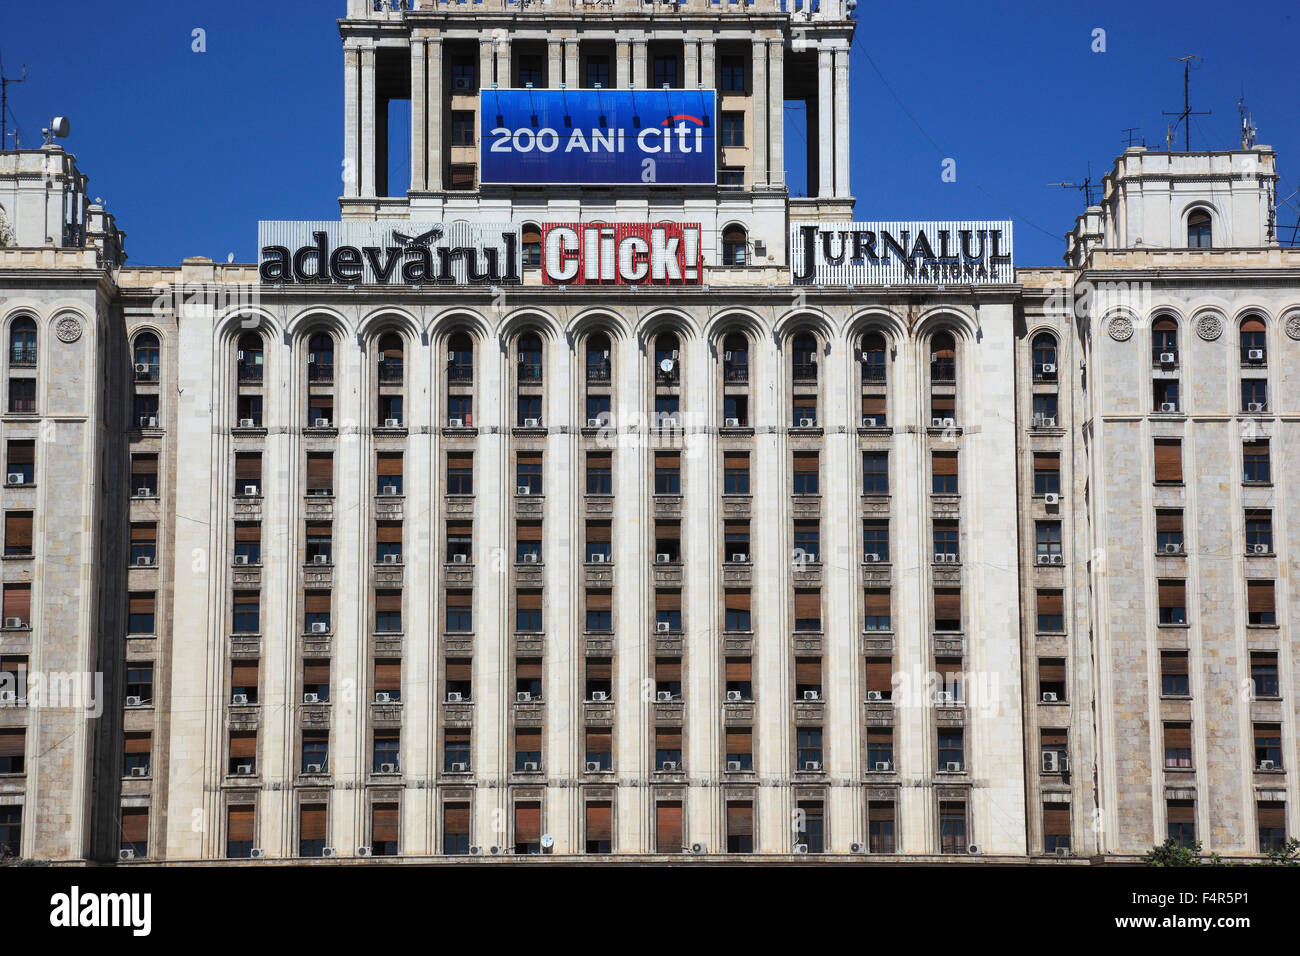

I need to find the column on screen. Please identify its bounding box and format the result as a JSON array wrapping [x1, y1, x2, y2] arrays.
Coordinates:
[[495, 35, 510, 89], [833, 45, 850, 197], [816, 46, 833, 198], [767, 38, 784, 188], [684, 38, 699, 89], [564, 38, 580, 88], [344, 46, 360, 198], [427, 38, 443, 191], [615, 40, 632, 89], [361, 46, 377, 197], [548, 39, 562, 88], [479, 37, 495, 90], [632, 39, 648, 89], [750, 38, 768, 187], [410, 38, 427, 192], [699, 38, 715, 91]]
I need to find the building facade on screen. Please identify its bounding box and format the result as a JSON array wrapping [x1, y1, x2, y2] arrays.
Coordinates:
[[0, 0, 1296, 863]]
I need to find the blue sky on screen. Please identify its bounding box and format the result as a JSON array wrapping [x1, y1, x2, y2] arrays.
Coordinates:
[[2, 0, 1297, 266]]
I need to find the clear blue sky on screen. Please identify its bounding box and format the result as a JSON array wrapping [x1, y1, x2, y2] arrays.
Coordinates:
[[3, 0, 1297, 266]]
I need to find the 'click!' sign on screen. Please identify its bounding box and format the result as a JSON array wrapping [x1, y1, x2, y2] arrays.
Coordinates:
[[479, 89, 717, 186]]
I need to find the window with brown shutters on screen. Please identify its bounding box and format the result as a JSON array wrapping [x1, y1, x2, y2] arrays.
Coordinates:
[[934, 588, 961, 630], [300, 804, 327, 842], [1248, 580, 1276, 625], [933, 451, 957, 476], [1258, 802, 1285, 849], [863, 394, 886, 418], [303, 659, 331, 685], [1166, 800, 1194, 824], [727, 801, 754, 852], [304, 591, 331, 615], [586, 522, 611, 544], [374, 659, 401, 693], [0, 729, 25, 766], [375, 589, 402, 632], [931, 394, 955, 417], [4, 512, 32, 554], [1164, 722, 1192, 768], [1154, 439, 1182, 484], [1158, 580, 1186, 624], [655, 658, 681, 684], [231, 660, 259, 700], [656, 590, 681, 612], [227, 805, 254, 847], [515, 728, 541, 766], [866, 658, 892, 698], [121, 808, 149, 850], [235, 452, 260, 481], [512, 802, 542, 852], [869, 800, 896, 852], [229, 732, 256, 775], [793, 452, 819, 476], [1155, 510, 1182, 533], [585, 801, 612, 850], [446, 658, 472, 683], [377, 452, 402, 477], [376, 521, 401, 544], [655, 801, 683, 854], [586, 590, 611, 612], [517, 522, 542, 545], [1041, 728, 1068, 750], [443, 803, 470, 851], [795, 657, 822, 692], [372, 803, 399, 851], [726, 728, 752, 757], [124, 732, 151, 755], [306, 453, 333, 494], [1042, 805, 1071, 843], [794, 589, 821, 630], [2, 584, 30, 624], [6, 440, 34, 467], [446, 590, 472, 609]]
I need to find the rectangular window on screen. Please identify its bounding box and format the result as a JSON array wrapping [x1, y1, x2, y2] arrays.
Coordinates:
[[301, 730, 328, 773], [1245, 510, 1272, 553], [584, 727, 612, 771], [127, 591, 155, 635], [585, 56, 610, 89], [375, 590, 402, 633], [299, 804, 326, 858], [515, 728, 542, 772], [1241, 378, 1267, 411], [585, 658, 612, 701], [1043, 804, 1071, 853], [1039, 658, 1066, 701], [586, 801, 613, 854], [373, 731, 400, 772], [447, 452, 473, 495], [1243, 440, 1270, 483], [1247, 580, 1276, 626], [444, 728, 470, 772], [586, 452, 612, 495], [517, 451, 543, 494], [724, 589, 751, 632], [652, 56, 678, 89], [866, 658, 893, 701], [126, 664, 154, 705], [5, 440, 34, 484], [797, 800, 824, 853], [516, 522, 542, 563], [1, 583, 30, 628], [371, 803, 399, 857], [867, 726, 894, 769], [655, 801, 683, 853], [585, 590, 612, 632], [0, 728, 25, 775], [724, 520, 750, 561], [1254, 723, 1283, 769], [229, 730, 256, 775], [1035, 521, 1062, 556], [863, 452, 889, 494], [446, 591, 472, 632], [450, 110, 475, 147], [7, 379, 35, 414], [2, 511, 32, 558], [376, 452, 403, 496], [794, 520, 820, 562], [795, 658, 822, 699], [654, 657, 682, 698], [934, 588, 961, 632], [1037, 590, 1064, 632], [938, 731, 964, 771], [724, 452, 750, 494], [725, 657, 751, 700], [932, 452, 958, 494], [794, 589, 821, 631], [120, 808, 149, 858], [123, 731, 151, 776], [226, 805, 254, 859], [721, 111, 745, 147], [863, 521, 889, 563], [1158, 580, 1187, 625], [793, 452, 819, 495], [303, 659, 331, 702], [655, 727, 683, 771], [446, 520, 472, 562], [1154, 439, 1183, 484], [654, 451, 680, 495], [726, 801, 753, 854], [304, 590, 331, 631], [1156, 509, 1183, 552], [442, 803, 470, 856], [1160, 651, 1189, 697], [375, 521, 402, 563], [796, 728, 822, 769], [1258, 802, 1286, 853], [1251, 652, 1279, 698], [515, 591, 543, 633], [869, 801, 896, 853], [231, 660, 259, 704], [1167, 800, 1195, 847], [1163, 722, 1192, 769], [719, 53, 746, 91], [234, 452, 261, 496], [0, 806, 16, 859], [1033, 452, 1059, 495], [448, 164, 476, 190]]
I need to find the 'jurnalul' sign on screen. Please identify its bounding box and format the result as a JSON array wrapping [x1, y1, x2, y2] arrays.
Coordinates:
[[258, 221, 521, 285], [791, 220, 1013, 285]]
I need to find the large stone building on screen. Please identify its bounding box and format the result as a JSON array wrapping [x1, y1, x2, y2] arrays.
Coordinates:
[[0, 0, 1295, 863]]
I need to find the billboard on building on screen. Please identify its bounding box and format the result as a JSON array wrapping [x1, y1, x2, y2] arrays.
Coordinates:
[[479, 89, 717, 186], [791, 221, 1014, 285], [540, 223, 703, 285]]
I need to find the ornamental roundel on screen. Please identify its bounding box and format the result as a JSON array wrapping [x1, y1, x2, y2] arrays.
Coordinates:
[[1195, 313, 1223, 341], [1286, 312, 1300, 341], [1106, 315, 1134, 342], [54, 314, 83, 343]]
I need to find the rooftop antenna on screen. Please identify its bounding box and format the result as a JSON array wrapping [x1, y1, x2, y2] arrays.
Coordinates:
[[1048, 161, 1098, 207], [1238, 94, 1257, 149], [1122, 126, 1143, 148], [0, 54, 27, 152], [1162, 54, 1208, 152]]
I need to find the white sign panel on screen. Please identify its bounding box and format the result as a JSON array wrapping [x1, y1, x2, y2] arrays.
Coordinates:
[[791, 221, 1014, 285]]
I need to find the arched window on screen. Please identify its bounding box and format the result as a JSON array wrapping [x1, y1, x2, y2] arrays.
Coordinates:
[[1240, 316, 1266, 364], [1032, 333, 1058, 381], [930, 333, 956, 384], [586, 333, 611, 384], [723, 333, 749, 384], [522, 223, 542, 268], [1152, 317, 1178, 365], [308, 332, 334, 383], [792, 333, 818, 383], [8, 317, 36, 367], [654, 333, 680, 386], [133, 332, 160, 382], [237, 332, 264, 383], [1187, 210, 1212, 248], [377, 333, 404, 384], [517, 332, 543, 383], [861, 333, 886, 383], [448, 332, 474, 382], [722, 224, 748, 266]]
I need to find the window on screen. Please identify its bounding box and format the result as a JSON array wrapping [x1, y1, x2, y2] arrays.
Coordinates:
[[794, 521, 820, 562], [721, 223, 747, 265], [1033, 393, 1059, 423], [450, 111, 475, 147], [226, 806, 254, 859], [585, 658, 612, 700], [375, 590, 402, 633], [514, 728, 542, 772], [1247, 581, 1276, 626], [134, 397, 162, 426], [375, 521, 402, 563], [867, 725, 893, 767], [515, 522, 542, 565], [794, 589, 821, 631], [1240, 317, 1266, 364], [237, 332, 264, 383], [371, 658, 401, 703], [305, 453, 333, 497], [0, 729, 25, 775], [448, 164, 476, 190], [725, 657, 752, 700], [8, 317, 36, 366], [720, 112, 745, 149], [586, 452, 611, 495], [724, 727, 752, 772], [932, 452, 957, 494], [1163, 723, 1192, 769], [864, 590, 891, 633], [792, 333, 818, 383], [235, 394, 262, 428], [1254, 723, 1282, 769], [2, 583, 30, 628], [1245, 510, 1272, 553], [1033, 453, 1059, 495], [724, 452, 750, 494], [1037, 590, 1064, 632], [233, 452, 260, 497], [719, 53, 745, 91], [723, 394, 748, 426], [1032, 333, 1057, 380], [1243, 440, 1270, 483], [585, 522, 611, 564], [938, 731, 964, 771], [304, 590, 331, 632], [655, 799, 683, 853], [1154, 439, 1183, 484], [305, 522, 332, 564], [726, 801, 753, 854], [518, 223, 542, 269], [654, 452, 680, 495], [931, 334, 956, 383], [796, 728, 822, 769], [301, 731, 328, 773], [1035, 521, 1062, 557], [303, 659, 331, 703], [517, 333, 543, 383], [793, 452, 819, 495], [931, 396, 956, 426], [517, 54, 543, 87], [585, 727, 612, 771], [443, 804, 470, 856], [371, 803, 399, 857], [869, 801, 896, 853], [127, 592, 155, 635], [585, 56, 610, 89], [120, 808, 149, 859], [933, 520, 958, 561], [1167, 800, 1195, 847], [795, 658, 822, 700], [446, 591, 472, 632], [1156, 510, 1183, 552], [307, 332, 334, 382], [1041, 728, 1069, 774], [1242, 379, 1267, 411], [862, 521, 889, 564], [228, 730, 255, 775], [1152, 378, 1179, 412], [4, 440, 34, 485], [445, 659, 471, 701], [1038, 658, 1066, 702], [446, 520, 472, 563], [724, 590, 751, 632], [654, 657, 681, 698], [586, 801, 613, 854], [517, 395, 543, 426], [7, 379, 35, 414], [231, 660, 259, 704], [1251, 652, 1279, 699], [1160, 651, 1189, 697], [1186, 209, 1212, 248], [450, 59, 475, 89], [1259, 803, 1286, 853], [447, 394, 473, 426], [1043, 805, 1071, 853], [934, 589, 961, 632], [514, 657, 543, 699], [517, 452, 543, 494], [299, 804, 326, 858], [1152, 317, 1178, 366], [1157, 580, 1187, 626], [585, 590, 611, 631], [797, 800, 824, 853], [652, 56, 677, 88], [373, 731, 400, 773], [654, 522, 681, 563], [125, 664, 153, 705], [445, 452, 473, 496], [444, 729, 470, 772], [515, 591, 543, 632], [724, 521, 750, 563], [862, 452, 888, 494]]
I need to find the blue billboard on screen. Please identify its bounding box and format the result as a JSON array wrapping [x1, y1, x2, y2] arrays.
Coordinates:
[[479, 89, 717, 186]]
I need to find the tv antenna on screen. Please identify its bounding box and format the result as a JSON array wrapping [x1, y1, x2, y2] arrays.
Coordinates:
[[1048, 162, 1098, 207], [1, 54, 27, 151], [1122, 126, 1143, 148], [1238, 94, 1257, 149], [1162, 54, 1209, 152]]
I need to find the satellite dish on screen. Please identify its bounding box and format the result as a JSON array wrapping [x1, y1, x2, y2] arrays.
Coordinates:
[[226, 253, 235, 263], [659, 358, 675, 373], [540, 833, 554, 849], [50, 117, 70, 138]]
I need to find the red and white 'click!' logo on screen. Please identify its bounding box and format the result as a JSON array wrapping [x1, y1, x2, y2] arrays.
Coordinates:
[[541, 223, 702, 286]]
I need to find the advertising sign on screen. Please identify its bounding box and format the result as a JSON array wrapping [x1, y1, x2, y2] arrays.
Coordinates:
[[791, 221, 1014, 285], [479, 89, 717, 186], [540, 223, 703, 286], [258, 221, 520, 285]]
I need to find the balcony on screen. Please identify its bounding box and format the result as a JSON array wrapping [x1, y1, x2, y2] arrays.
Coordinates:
[[378, 360, 403, 385], [724, 364, 749, 385], [861, 364, 886, 384], [447, 363, 473, 384], [518, 362, 543, 384], [307, 363, 334, 384], [8, 347, 36, 368], [585, 363, 611, 384], [930, 360, 956, 384], [792, 363, 818, 384], [133, 362, 160, 383], [236, 362, 263, 384]]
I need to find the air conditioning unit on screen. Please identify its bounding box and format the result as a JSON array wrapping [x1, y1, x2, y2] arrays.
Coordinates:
[[590, 691, 608, 702], [235, 764, 254, 775], [380, 484, 399, 496], [522, 552, 539, 564], [452, 77, 474, 92], [450, 762, 469, 773], [1036, 554, 1052, 565], [935, 552, 956, 564], [321, 848, 337, 858], [1043, 493, 1060, 506], [384, 418, 401, 428], [724, 418, 740, 428], [730, 553, 748, 563], [656, 622, 671, 633], [585, 761, 602, 773], [126, 696, 143, 707], [1247, 402, 1265, 413], [517, 486, 531, 496], [310, 622, 329, 634], [726, 690, 742, 702], [307, 354, 316, 364], [238, 418, 255, 428], [933, 691, 954, 704], [448, 418, 464, 428], [521, 761, 539, 772], [1037, 416, 1057, 427], [232, 693, 249, 706], [135, 555, 152, 566], [931, 418, 952, 428], [865, 553, 881, 563], [587, 418, 602, 428], [446, 692, 463, 703], [803, 761, 822, 772], [250, 848, 265, 859], [356, 846, 371, 858], [590, 553, 608, 563], [1251, 544, 1269, 555], [874, 761, 893, 772], [141, 416, 158, 428], [1163, 542, 1181, 554], [5, 473, 22, 485], [726, 760, 743, 772], [2, 617, 22, 629], [967, 844, 981, 855], [516, 691, 531, 702], [379, 763, 397, 774], [119, 848, 135, 861], [656, 691, 673, 702], [1049, 554, 1064, 565], [135, 486, 151, 497], [1054, 846, 1069, 858], [689, 843, 706, 855], [381, 552, 400, 565], [803, 690, 820, 701], [798, 418, 816, 428], [129, 766, 149, 778], [1247, 349, 1265, 361], [1159, 402, 1178, 413], [660, 761, 679, 771], [944, 761, 963, 772], [1041, 363, 1057, 374], [134, 363, 150, 376], [375, 692, 393, 704], [850, 842, 867, 854], [1041, 751, 1060, 773], [1042, 691, 1059, 703], [452, 553, 469, 564], [523, 418, 541, 428], [233, 554, 250, 566], [1159, 352, 1177, 364], [861, 416, 879, 427], [866, 691, 884, 701], [303, 693, 320, 704], [655, 553, 671, 563], [305, 763, 323, 774], [1259, 759, 1276, 771], [312, 554, 329, 565], [243, 485, 259, 496], [793, 843, 809, 854]]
